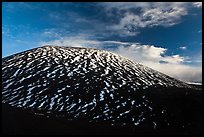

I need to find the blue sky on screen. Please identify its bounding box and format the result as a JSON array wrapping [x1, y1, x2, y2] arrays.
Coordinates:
[[2, 2, 202, 83]]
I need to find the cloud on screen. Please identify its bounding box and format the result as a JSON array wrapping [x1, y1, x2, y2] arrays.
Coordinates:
[[103, 41, 132, 45], [42, 30, 62, 39], [23, 2, 197, 38], [113, 44, 201, 83], [101, 2, 151, 10], [193, 2, 202, 8], [40, 37, 202, 83], [115, 44, 186, 64], [103, 2, 189, 35], [179, 46, 187, 50], [2, 25, 11, 37], [40, 35, 132, 49], [3, 2, 44, 13], [142, 62, 202, 83], [40, 35, 100, 48]]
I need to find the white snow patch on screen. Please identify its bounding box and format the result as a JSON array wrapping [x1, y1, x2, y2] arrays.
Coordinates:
[[153, 122, 157, 129]]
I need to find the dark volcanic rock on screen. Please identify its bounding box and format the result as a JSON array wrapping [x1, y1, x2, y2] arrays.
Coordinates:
[[2, 45, 202, 135]]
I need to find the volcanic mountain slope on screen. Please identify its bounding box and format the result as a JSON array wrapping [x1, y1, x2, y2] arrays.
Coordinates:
[[2, 46, 202, 135]]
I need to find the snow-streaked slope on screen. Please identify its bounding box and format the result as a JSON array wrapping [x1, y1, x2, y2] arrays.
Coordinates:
[[2, 45, 193, 128]]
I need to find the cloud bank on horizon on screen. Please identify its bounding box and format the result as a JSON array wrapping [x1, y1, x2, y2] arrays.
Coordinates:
[[2, 2, 202, 83]]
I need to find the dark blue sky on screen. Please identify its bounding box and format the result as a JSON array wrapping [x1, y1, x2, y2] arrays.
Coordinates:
[[2, 2, 202, 82]]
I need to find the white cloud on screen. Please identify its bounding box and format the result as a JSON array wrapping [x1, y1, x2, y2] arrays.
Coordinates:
[[193, 2, 202, 8], [40, 35, 101, 48], [162, 55, 185, 64], [142, 62, 202, 83], [40, 37, 202, 83], [115, 44, 186, 64], [179, 46, 187, 50], [42, 30, 62, 39], [141, 5, 188, 27], [101, 2, 151, 10], [40, 35, 132, 49], [2, 25, 17, 39], [103, 2, 189, 35], [103, 41, 132, 45], [113, 44, 201, 83]]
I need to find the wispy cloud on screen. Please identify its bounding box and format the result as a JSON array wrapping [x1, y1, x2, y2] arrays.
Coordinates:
[[193, 2, 202, 8], [40, 35, 132, 49], [41, 28, 66, 39], [44, 2, 202, 40], [103, 41, 132, 45], [40, 35, 102, 48], [43, 2, 194, 37], [179, 46, 187, 50], [2, 2, 44, 13], [2, 25, 12, 37], [101, 2, 151, 10], [103, 2, 190, 35]]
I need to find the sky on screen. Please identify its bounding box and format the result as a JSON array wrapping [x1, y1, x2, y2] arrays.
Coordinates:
[[2, 2, 202, 83]]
